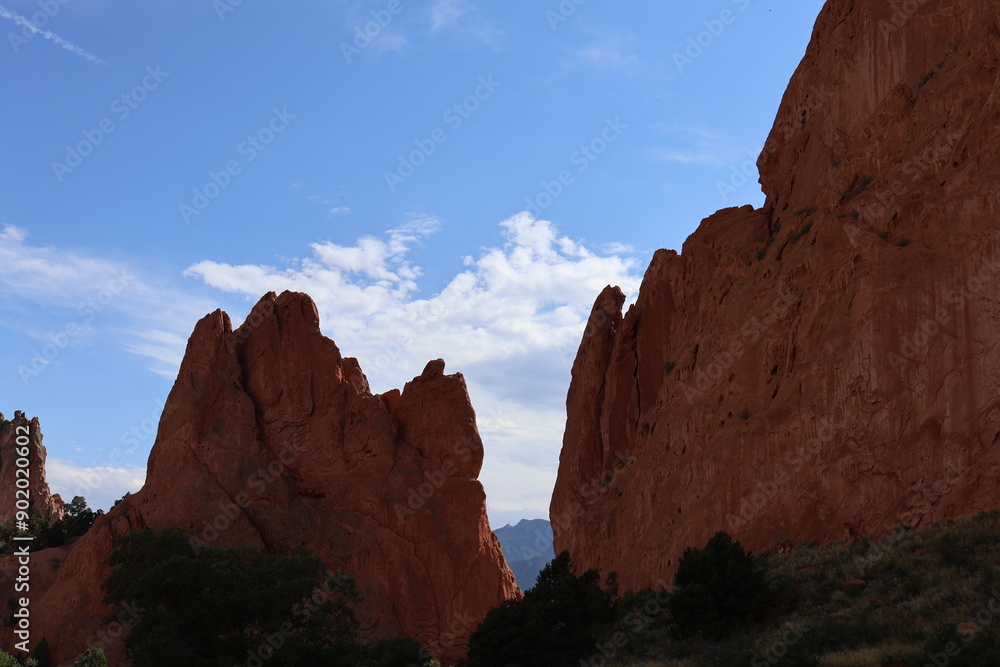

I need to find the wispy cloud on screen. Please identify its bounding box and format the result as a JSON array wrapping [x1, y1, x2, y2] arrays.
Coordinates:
[[575, 34, 639, 72], [429, 0, 502, 47], [0, 4, 106, 65], [0, 224, 217, 378], [649, 124, 751, 167]]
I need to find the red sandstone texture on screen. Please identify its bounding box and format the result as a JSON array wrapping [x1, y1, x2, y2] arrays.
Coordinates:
[[1, 292, 518, 666], [0, 413, 65, 526], [551, 0, 1000, 592]]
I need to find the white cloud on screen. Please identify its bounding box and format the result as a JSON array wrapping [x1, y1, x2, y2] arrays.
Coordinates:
[[649, 124, 755, 168], [0, 225, 218, 377], [46, 458, 146, 512], [429, 0, 501, 47], [0, 4, 106, 65], [575, 35, 639, 72], [185, 212, 644, 513], [602, 241, 636, 255], [430, 0, 469, 30]]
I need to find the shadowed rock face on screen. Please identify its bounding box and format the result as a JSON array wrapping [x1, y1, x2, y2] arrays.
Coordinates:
[[0, 413, 64, 526], [551, 0, 1000, 592], [1, 291, 518, 666]]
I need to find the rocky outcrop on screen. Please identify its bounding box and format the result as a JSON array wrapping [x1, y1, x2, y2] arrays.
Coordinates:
[[551, 0, 1000, 592], [2, 291, 518, 665], [0, 412, 65, 526]]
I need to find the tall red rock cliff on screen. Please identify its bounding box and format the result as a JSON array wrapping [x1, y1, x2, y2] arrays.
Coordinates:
[[551, 0, 1000, 592], [2, 291, 518, 665], [0, 412, 65, 526]]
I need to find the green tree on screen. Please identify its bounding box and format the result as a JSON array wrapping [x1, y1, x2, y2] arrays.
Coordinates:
[[34, 496, 102, 550], [32, 637, 52, 667], [102, 528, 364, 667], [463, 550, 614, 667], [668, 531, 770, 640], [362, 637, 440, 666], [0, 651, 20, 667], [74, 648, 108, 667]]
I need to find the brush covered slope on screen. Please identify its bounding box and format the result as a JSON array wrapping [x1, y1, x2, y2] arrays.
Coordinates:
[[551, 0, 1000, 592]]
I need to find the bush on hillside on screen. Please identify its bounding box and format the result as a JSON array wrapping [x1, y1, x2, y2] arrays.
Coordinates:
[[668, 531, 770, 640], [461, 550, 614, 666]]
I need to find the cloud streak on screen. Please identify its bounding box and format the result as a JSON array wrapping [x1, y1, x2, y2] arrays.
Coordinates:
[[0, 4, 106, 65]]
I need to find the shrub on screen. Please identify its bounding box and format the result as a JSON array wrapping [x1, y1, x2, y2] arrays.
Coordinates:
[[363, 637, 440, 666], [74, 648, 108, 667], [668, 531, 770, 640], [33, 637, 52, 667], [462, 551, 614, 666], [920, 624, 1000, 666], [103, 528, 365, 666]]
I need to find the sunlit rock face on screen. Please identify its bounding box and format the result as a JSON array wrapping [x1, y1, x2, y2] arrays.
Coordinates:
[[552, 0, 1000, 592]]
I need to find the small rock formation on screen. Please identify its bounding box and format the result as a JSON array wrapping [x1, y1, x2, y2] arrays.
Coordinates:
[[1, 292, 518, 665], [552, 0, 1000, 592], [0, 412, 65, 526]]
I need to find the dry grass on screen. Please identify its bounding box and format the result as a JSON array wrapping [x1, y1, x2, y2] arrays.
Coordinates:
[[817, 641, 921, 666]]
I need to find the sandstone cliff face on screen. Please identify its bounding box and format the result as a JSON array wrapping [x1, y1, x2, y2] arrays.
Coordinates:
[[2, 292, 518, 666], [551, 0, 1000, 592], [0, 412, 65, 526]]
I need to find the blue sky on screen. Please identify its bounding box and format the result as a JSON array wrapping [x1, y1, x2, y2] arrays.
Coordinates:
[[0, 0, 824, 527]]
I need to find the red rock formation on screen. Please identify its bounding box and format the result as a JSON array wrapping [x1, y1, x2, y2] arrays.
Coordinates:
[[552, 0, 1000, 592], [0, 412, 65, 527], [1, 292, 518, 666]]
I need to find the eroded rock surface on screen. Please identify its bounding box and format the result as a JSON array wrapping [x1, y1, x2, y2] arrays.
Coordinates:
[[552, 0, 1000, 591], [1, 292, 518, 666]]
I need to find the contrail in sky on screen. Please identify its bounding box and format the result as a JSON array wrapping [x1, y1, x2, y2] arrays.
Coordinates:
[[0, 4, 106, 65]]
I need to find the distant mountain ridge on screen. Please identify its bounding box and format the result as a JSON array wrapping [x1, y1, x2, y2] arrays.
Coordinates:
[[494, 518, 553, 590]]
